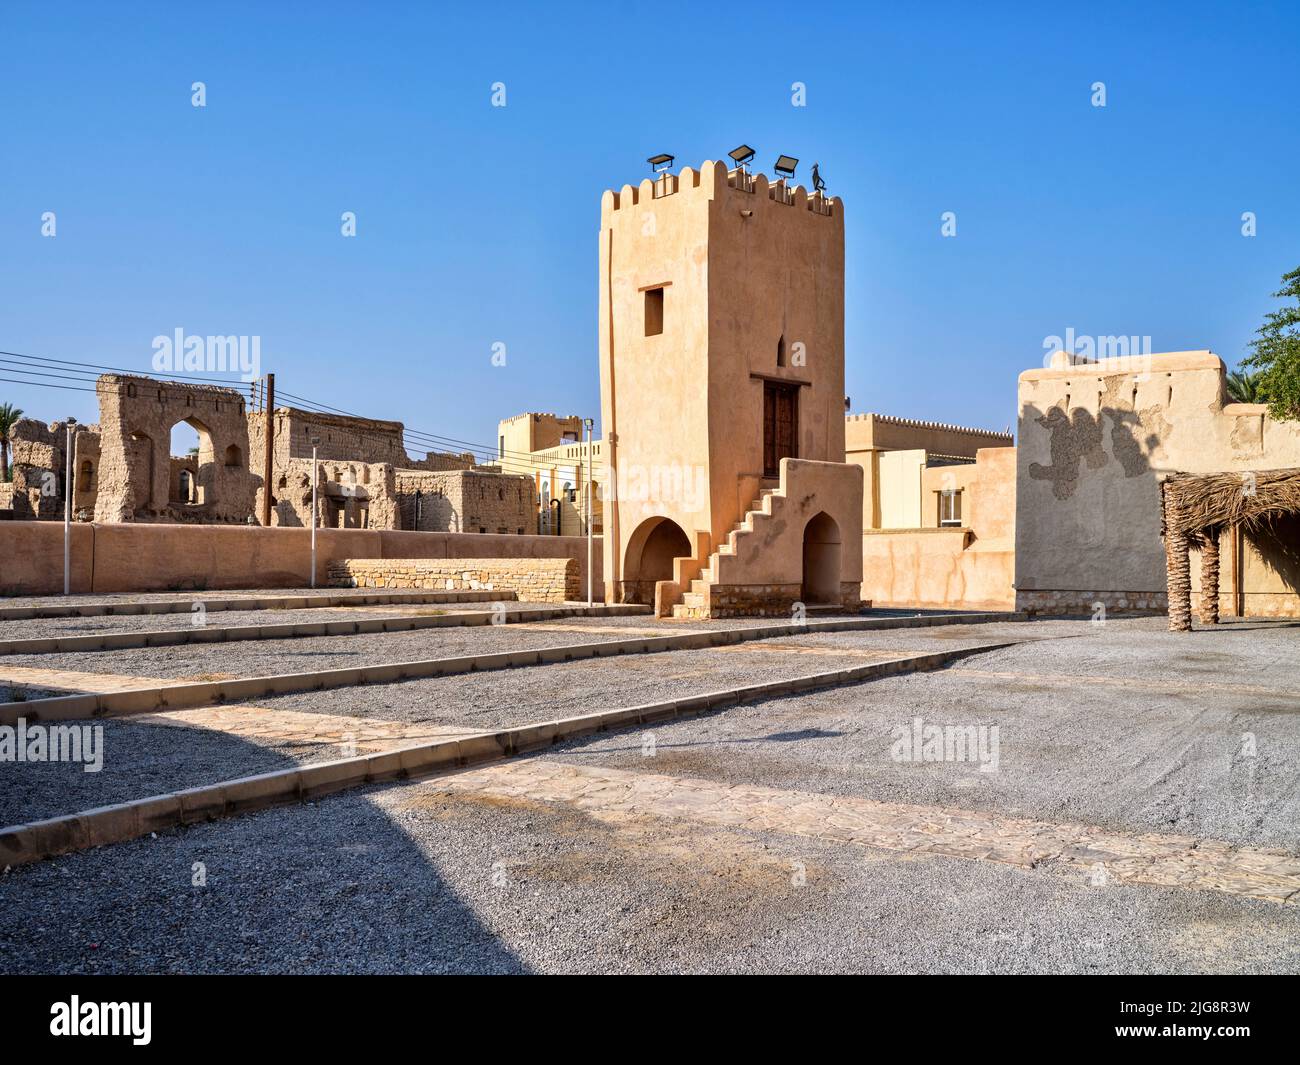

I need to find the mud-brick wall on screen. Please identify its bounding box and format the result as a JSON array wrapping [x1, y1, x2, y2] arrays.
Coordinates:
[[327, 556, 581, 603]]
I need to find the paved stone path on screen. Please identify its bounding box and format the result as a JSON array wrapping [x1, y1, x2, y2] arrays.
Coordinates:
[[0, 666, 170, 694], [712, 642, 920, 659], [424, 760, 1300, 905], [140, 705, 487, 752]]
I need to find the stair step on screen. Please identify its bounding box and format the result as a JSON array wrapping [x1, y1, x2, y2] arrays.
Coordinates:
[[698, 568, 712, 582], [690, 578, 709, 593], [681, 592, 705, 607]]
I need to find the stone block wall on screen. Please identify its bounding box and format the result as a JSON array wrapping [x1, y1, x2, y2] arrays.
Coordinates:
[[327, 556, 581, 603], [395, 470, 536, 534], [1015, 589, 1168, 616], [681, 581, 863, 619]]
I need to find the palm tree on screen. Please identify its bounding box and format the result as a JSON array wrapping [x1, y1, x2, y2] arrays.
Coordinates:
[[0, 402, 24, 483], [1227, 367, 1263, 404]]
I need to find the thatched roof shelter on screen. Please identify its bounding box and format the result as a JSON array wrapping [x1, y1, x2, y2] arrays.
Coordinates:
[[1161, 468, 1300, 632]]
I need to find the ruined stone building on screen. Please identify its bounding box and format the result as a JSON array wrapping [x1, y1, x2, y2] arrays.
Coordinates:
[[0, 374, 535, 534], [0, 417, 96, 521]]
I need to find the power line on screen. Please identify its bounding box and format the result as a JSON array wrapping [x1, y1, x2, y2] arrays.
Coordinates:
[[1, 347, 596, 479], [0, 348, 255, 386]]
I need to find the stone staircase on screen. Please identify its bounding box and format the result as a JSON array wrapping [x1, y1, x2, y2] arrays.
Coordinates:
[[670, 487, 782, 619]]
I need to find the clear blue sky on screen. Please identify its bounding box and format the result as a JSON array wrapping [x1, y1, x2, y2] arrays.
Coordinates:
[[2, 1, 1296, 455]]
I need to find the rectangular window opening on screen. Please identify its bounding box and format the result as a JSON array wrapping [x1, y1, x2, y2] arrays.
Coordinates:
[[939, 489, 963, 527], [644, 287, 664, 336]]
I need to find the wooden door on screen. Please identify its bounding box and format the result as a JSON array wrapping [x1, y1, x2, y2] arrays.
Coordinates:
[[763, 382, 798, 477]]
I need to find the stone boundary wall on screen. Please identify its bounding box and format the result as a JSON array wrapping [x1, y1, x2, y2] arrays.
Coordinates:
[[0, 522, 601, 597], [693, 581, 863, 619], [1015, 589, 1168, 616], [329, 557, 580, 603]]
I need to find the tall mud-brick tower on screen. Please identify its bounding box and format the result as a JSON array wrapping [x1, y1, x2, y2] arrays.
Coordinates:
[[598, 159, 863, 618]]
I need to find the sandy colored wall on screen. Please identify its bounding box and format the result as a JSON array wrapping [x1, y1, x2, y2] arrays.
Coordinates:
[[878, 450, 925, 528], [861, 446, 1016, 609], [598, 160, 845, 602], [861, 528, 1015, 610], [1016, 351, 1300, 614], [845, 413, 1012, 459], [0, 522, 602, 597]]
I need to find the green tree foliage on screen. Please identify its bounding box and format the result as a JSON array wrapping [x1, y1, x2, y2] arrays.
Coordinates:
[[1226, 368, 1263, 403], [0, 401, 25, 483], [1241, 265, 1300, 421]]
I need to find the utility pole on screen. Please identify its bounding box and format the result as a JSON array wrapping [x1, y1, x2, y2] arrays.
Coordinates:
[[585, 417, 594, 608], [310, 436, 320, 589], [261, 372, 275, 526], [63, 417, 77, 596]]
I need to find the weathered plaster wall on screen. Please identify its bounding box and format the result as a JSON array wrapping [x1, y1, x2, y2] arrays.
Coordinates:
[[95, 375, 258, 523], [0, 522, 603, 596], [861, 446, 1016, 610], [395, 469, 535, 534], [1016, 351, 1300, 614]]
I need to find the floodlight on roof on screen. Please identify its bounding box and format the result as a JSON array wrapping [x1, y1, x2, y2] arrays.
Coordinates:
[[647, 153, 675, 174], [728, 144, 756, 168], [773, 154, 799, 179]]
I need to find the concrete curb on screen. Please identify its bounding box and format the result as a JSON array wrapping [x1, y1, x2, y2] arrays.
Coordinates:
[[0, 641, 1013, 868], [0, 603, 653, 657], [0, 611, 1028, 723], [0, 588, 511, 622]]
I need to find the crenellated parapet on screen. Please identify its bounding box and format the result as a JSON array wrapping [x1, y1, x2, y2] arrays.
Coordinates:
[[600, 159, 841, 227]]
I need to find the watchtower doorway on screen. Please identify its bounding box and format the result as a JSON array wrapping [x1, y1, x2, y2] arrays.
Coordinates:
[[763, 381, 798, 478]]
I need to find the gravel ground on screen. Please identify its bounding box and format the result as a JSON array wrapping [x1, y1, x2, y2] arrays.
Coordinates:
[[0, 720, 342, 828], [0, 622, 673, 682], [0, 606, 467, 642], [4, 616, 1300, 974], [4, 774, 1299, 974], [0, 587, 505, 610], [0, 602, 643, 643], [0, 686, 59, 702], [0, 610, 976, 683], [248, 644, 915, 730], [545, 618, 1300, 851]]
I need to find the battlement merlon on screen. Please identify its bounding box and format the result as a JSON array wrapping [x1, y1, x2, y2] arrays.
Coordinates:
[[600, 159, 842, 229]]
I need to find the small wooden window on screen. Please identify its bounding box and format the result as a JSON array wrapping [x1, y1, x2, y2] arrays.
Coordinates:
[[644, 287, 664, 336], [939, 489, 963, 527]]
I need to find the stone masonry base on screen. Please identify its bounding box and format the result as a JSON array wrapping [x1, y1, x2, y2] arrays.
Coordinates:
[[677, 581, 863, 619], [1015, 590, 1168, 616], [328, 557, 580, 603]]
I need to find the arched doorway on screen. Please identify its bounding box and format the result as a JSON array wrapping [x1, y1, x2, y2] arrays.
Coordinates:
[[623, 516, 691, 605], [169, 417, 216, 505], [801, 511, 841, 606]]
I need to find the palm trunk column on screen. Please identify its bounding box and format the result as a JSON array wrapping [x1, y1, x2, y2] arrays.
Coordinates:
[[1198, 530, 1221, 625], [1164, 485, 1193, 633]]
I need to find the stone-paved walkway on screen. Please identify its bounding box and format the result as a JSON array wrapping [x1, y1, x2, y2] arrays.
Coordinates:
[[0, 665, 170, 694], [140, 705, 487, 752], [425, 760, 1300, 905]]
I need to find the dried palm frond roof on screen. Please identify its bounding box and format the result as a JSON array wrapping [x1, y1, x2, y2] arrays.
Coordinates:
[[1163, 468, 1300, 535]]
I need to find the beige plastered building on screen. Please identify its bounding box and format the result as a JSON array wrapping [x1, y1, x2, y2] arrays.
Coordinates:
[[1016, 350, 1300, 616], [598, 160, 862, 618]]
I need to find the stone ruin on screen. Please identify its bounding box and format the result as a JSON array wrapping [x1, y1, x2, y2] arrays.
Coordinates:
[[0, 373, 536, 533]]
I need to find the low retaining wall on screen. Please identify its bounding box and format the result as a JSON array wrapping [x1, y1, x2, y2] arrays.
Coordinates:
[[862, 528, 1016, 612], [1015, 589, 1168, 616], [328, 557, 582, 603], [0, 522, 602, 598]]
